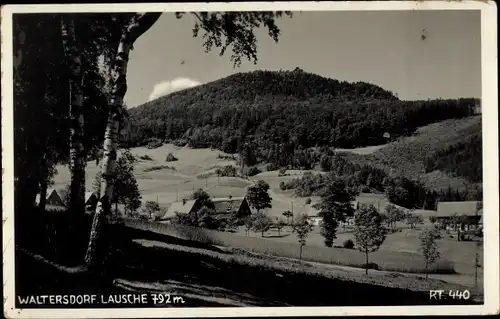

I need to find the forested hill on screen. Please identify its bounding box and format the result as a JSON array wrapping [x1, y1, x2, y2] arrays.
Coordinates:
[[123, 69, 479, 155]]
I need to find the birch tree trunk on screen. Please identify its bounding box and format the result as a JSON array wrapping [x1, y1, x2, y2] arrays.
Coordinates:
[[39, 156, 49, 211], [84, 12, 162, 267], [61, 16, 85, 216]]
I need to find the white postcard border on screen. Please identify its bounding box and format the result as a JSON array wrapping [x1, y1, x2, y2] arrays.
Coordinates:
[[2, 1, 498, 318]]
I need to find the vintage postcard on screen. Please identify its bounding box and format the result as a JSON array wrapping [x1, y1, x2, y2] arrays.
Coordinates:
[[2, 1, 499, 318]]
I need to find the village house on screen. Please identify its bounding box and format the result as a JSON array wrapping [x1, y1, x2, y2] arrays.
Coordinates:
[[159, 198, 202, 223], [436, 201, 483, 231], [85, 192, 98, 212], [211, 196, 252, 219], [35, 188, 64, 207]]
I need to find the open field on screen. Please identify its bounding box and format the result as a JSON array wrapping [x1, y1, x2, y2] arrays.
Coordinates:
[[51, 143, 483, 291], [17, 221, 480, 307], [124, 218, 483, 290]]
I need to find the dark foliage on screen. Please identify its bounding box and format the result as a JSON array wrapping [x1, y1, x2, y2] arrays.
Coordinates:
[[123, 70, 478, 171], [424, 132, 482, 183]]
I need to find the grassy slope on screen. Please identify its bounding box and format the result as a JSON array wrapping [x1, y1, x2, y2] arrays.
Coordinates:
[[338, 116, 482, 190], [17, 224, 480, 308]]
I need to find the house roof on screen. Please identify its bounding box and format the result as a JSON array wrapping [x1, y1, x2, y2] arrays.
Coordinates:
[[437, 201, 482, 217], [35, 188, 60, 204], [211, 197, 246, 214], [85, 192, 97, 203], [160, 199, 198, 220]]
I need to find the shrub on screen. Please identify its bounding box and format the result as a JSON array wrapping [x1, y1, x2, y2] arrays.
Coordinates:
[[362, 262, 379, 270], [147, 138, 163, 149], [165, 153, 178, 162], [266, 163, 279, 171], [139, 154, 153, 161], [173, 139, 187, 147], [278, 168, 287, 176], [143, 165, 176, 172], [305, 198, 312, 205], [247, 166, 262, 177], [343, 239, 355, 249]]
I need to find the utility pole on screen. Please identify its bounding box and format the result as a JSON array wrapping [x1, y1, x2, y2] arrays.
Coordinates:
[[205, 178, 208, 188], [291, 201, 294, 223], [176, 187, 179, 202], [157, 194, 159, 204]]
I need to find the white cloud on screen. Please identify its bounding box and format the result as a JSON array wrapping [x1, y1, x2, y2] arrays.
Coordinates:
[[148, 78, 202, 101]]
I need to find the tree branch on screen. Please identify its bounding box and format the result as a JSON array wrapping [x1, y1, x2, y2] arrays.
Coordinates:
[[126, 12, 163, 44]]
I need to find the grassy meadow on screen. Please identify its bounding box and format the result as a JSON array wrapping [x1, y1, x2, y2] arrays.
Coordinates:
[[51, 142, 483, 291]]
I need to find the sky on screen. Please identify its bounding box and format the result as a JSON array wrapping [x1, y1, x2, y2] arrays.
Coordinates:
[[124, 10, 481, 108]]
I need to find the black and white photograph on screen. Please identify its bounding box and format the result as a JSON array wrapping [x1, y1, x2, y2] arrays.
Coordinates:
[[2, 1, 499, 318]]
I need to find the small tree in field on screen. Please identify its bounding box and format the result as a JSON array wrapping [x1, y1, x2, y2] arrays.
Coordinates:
[[317, 178, 357, 247], [384, 204, 406, 230], [243, 216, 253, 236], [419, 228, 441, 279], [293, 213, 313, 261], [251, 211, 273, 237], [144, 201, 160, 219], [354, 205, 387, 275], [282, 210, 293, 225], [429, 216, 437, 224], [275, 218, 287, 236], [406, 213, 424, 229], [246, 180, 272, 213]]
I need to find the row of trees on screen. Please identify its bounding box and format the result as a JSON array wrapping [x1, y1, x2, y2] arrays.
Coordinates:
[[14, 11, 293, 268]]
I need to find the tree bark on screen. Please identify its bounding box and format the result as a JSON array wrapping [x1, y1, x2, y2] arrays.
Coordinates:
[[39, 165, 48, 211], [365, 249, 369, 275], [85, 12, 162, 267], [299, 245, 303, 261], [61, 16, 85, 217]]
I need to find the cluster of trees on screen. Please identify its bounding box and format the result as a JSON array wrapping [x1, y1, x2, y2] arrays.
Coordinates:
[[424, 132, 482, 183], [14, 11, 293, 268], [173, 180, 274, 233], [280, 153, 482, 210], [124, 68, 478, 157], [92, 150, 142, 215]]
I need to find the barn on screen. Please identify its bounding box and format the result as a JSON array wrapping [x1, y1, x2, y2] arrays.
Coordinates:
[[159, 198, 202, 223], [211, 196, 252, 219], [436, 201, 483, 231]]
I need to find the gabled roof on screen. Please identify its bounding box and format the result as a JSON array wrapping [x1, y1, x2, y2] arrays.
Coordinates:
[[35, 188, 61, 204], [85, 192, 97, 203], [160, 199, 199, 220], [437, 201, 481, 217], [211, 197, 246, 214]]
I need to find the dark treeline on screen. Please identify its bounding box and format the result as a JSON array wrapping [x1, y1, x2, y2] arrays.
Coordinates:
[[280, 154, 482, 210], [424, 132, 482, 183], [123, 70, 479, 153], [13, 13, 127, 234]]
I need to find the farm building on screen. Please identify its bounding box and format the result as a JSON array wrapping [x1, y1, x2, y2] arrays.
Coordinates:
[[436, 201, 483, 231], [159, 198, 202, 222], [211, 196, 252, 219], [35, 188, 64, 207], [85, 192, 98, 211], [307, 201, 358, 226]]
